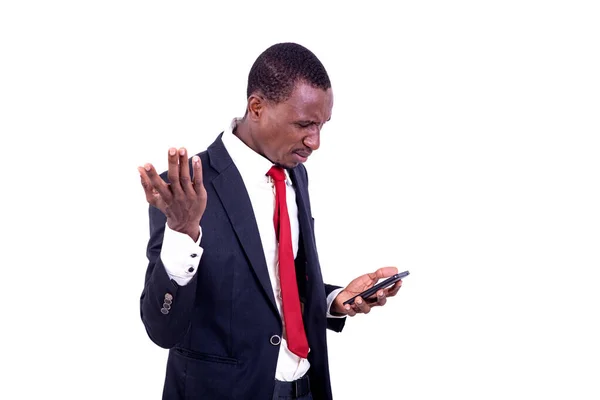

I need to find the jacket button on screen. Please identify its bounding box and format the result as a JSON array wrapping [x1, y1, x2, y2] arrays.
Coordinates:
[[270, 335, 281, 346]]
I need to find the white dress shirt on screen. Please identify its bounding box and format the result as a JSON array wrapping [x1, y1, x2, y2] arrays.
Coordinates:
[[160, 118, 344, 381]]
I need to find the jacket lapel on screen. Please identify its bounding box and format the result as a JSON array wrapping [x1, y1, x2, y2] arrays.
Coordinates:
[[207, 136, 279, 317]]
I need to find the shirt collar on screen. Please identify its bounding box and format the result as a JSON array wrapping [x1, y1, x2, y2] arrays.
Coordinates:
[[221, 118, 292, 186]]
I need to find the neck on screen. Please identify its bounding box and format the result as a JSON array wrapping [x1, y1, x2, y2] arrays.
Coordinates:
[[234, 117, 271, 163], [233, 117, 256, 150]]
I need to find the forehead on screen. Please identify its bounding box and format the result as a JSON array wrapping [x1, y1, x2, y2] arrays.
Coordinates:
[[275, 82, 333, 122]]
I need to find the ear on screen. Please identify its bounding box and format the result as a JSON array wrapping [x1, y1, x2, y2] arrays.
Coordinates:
[[246, 94, 265, 122]]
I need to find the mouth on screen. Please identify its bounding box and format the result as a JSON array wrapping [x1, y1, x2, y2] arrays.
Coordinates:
[[292, 151, 311, 163]]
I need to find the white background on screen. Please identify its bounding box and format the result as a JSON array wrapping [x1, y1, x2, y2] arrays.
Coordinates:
[[1, 1, 599, 399]]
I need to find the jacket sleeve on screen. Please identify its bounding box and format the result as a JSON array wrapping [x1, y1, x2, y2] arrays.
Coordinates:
[[139, 204, 198, 348], [324, 284, 346, 332]]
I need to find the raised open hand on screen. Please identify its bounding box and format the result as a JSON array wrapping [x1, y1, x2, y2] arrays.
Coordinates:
[[138, 147, 207, 241]]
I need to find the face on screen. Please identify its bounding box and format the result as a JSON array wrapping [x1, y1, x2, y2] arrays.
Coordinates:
[[248, 82, 333, 168]]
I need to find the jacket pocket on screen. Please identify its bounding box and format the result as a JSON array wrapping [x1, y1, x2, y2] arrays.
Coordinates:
[[173, 347, 238, 366]]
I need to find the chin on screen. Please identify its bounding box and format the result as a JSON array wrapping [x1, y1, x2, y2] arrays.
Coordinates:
[[277, 162, 299, 169], [275, 157, 300, 169]]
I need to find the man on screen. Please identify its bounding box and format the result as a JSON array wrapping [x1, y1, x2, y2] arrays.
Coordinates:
[[138, 42, 403, 400]]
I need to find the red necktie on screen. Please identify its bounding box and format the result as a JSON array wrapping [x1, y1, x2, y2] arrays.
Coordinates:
[[267, 166, 309, 359]]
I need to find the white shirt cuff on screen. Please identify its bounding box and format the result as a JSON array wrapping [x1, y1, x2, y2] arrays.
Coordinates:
[[326, 288, 346, 318], [160, 224, 203, 286]]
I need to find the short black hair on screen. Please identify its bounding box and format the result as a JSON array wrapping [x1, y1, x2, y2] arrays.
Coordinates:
[[246, 42, 331, 104]]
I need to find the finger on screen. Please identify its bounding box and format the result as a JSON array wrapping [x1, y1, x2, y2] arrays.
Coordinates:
[[192, 155, 205, 196], [167, 147, 183, 196], [143, 163, 172, 204], [138, 167, 166, 211], [354, 297, 371, 314], [138, 166, 154, 198], [178, 148, 194, 193], [344, 303, 357, 317], [138, 167, 159, 207], [373, 266, 399, 280], [385, 280, 403, 297], [375, 290, 387, 307]]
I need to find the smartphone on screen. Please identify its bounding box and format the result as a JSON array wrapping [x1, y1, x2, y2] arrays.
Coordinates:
[[342, 270, 409, 305]]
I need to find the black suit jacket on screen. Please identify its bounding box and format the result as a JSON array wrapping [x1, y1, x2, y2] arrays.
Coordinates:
[[140, 134, 345, 399]]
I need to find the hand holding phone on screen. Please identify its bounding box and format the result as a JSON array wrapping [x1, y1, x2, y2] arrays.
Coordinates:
[[342, 270, 409, 305]]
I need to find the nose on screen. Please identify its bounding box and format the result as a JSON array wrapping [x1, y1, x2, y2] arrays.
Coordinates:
[[303, 131, 320, 151]]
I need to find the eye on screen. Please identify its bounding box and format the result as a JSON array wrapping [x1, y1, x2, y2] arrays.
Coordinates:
[[296, 122, 312, 128]]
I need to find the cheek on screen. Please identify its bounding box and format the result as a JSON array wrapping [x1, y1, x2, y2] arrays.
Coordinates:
[[270, 125, 295, 149], [283, 130, 304, 153]]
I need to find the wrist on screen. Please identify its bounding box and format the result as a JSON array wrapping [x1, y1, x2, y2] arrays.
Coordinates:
[[330, 298, 348, 316], [182, 224, 200, 241], [167, 221, 200, 242]]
